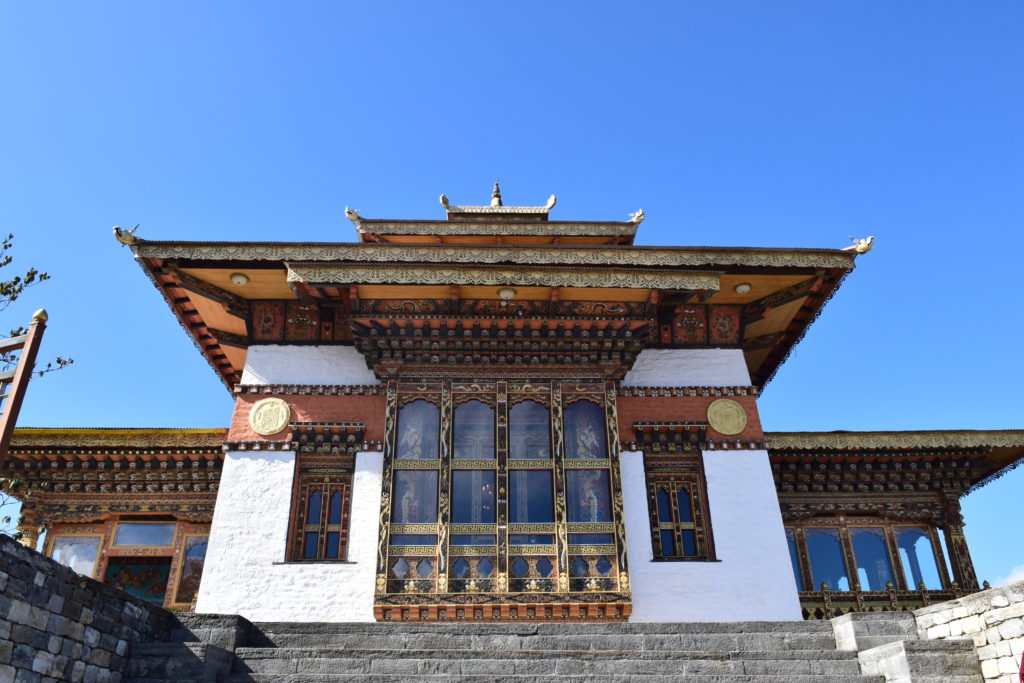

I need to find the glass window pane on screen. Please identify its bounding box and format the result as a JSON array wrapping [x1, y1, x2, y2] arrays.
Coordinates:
[[656, 488, 671, 523], [566, 470, 611, 523], [303, 532, 318, 558], [851, 527, 895, 591], [454, 400, 495, 460], [307, 491, 321, 523], [659, 530, 676, 556], [451, 471, 496, 523], [50, 537, 100, 577], [677, 488, 694, 523], [569, 534, 614, 545], [328, 491, 343, 525], [450, 535, 495, 546], [397, 399, 440, 460], [564, 400, 607, 459], [897, 527, 943, 590], [176, 537, 208, 604], [510, 534, 555, 545], [509, 470, 554, 523], [786, 529, 803, 591], [681, 530, 697, 556], [113, 523, 176, 547], [509, 400, 550, 459], [392, 470, 439, 523], [806, 528, 850, 591], [390, 534, 437, 546], [325, 532, 340, 558]]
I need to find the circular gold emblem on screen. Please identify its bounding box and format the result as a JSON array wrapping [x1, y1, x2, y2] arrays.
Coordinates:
[[249, 398, 291, 436], [707, 399, 747, 436]]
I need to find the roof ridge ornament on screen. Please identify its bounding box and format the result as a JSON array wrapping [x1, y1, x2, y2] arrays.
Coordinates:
[[344, 206, 362, 230], [491, 180, 502, 207], [628, 209, 645, 224]]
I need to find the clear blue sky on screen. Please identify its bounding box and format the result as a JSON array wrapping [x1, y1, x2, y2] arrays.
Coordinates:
[[1, 2, 1022, 586]]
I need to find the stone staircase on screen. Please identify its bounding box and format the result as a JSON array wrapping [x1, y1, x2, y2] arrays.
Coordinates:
[[125, 618, 879, 682]]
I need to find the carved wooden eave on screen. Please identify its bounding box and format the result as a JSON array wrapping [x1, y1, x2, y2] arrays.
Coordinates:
[[287, 263, 722, 291], [767, 430, 1024, 495], [5, 428, 227, 525], [132, 241, 855, 271], [126, 230, 857, 390]]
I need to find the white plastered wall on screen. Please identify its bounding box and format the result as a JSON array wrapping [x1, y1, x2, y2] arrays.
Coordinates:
[[622, 349, 751, 387], [622, 449, 802, 621], [240, 345, 379, 386], [195, 450, 383, 621]]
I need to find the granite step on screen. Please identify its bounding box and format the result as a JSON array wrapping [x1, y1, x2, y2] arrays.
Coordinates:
[[231, 647, 866, 676], [246, 631, 838, 652], [220, 674, 886, 683], [250, 620, 834, 636]]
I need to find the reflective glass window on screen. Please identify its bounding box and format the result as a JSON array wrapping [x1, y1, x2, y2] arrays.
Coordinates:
[[397, 400, 440, 460], [806, 528, 850, 591], [509, 400, 550, 459], [392, 470, 439, 523], [451, 470, 496, 523], [328, 491, 343, 525], [851, 527, 895, 591], [454, 400, 495, 460], [786, 529, 803, 590], [509, 470, 554, 523], [563, 400, 607, 459], [175, 537, 209, 604], [565, 469, 612, 523], [897, 527, 943, 590], [50, 537, 101, 577], [113, 523, 176, 547]]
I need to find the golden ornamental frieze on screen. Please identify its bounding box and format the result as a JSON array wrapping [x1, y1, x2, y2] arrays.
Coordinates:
[[767, 430, 1024, 452], [359, 220, 638, 236], [10, 429, 227, 451], [135, 242, 855, 270], [288, 263, 721, 291]]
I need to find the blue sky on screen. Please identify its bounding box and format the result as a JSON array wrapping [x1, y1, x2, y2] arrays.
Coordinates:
[[1, 2, 1022, 586]]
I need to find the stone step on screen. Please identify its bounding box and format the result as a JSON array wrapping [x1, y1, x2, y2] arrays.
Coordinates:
[[247, 631, 838, 652], [221, 674, 887, 683], [232, 650, 864, 676], [235, 651, 868, 675], [250, 620, 833, 636]]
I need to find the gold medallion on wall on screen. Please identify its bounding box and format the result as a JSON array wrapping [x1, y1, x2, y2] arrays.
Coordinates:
[[707, 399, 747, 436], [249, 397, 291, 435]]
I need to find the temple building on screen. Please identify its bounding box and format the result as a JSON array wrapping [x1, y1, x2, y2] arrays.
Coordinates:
[[6, 186, 1023, 622]]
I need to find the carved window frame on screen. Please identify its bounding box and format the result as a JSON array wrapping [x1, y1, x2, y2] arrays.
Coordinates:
[[374, 379, 631, 619], [287, 459, 354, 562], [785, 517, 951, 593], [643, 453, 716, 561]]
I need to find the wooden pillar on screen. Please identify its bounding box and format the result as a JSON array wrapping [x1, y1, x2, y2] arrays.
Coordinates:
[[944, 523, 979, 590], [17, 504, 39, 549]]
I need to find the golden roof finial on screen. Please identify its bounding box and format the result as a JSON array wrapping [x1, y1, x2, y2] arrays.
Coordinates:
[[491, 180, 502, 207], [32, 309, 48, 322]]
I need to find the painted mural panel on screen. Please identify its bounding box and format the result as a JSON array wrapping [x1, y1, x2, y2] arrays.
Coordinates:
[[104, 560, 171, 605]]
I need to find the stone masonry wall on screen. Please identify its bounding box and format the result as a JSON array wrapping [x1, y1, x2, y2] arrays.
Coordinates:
[[916, 580, 1024, 683], [0, 533, 175, 683]]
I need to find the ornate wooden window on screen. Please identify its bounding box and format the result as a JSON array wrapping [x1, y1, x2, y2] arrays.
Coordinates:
[[375, 379, 630, 621], [289, 465, 353, 562], [644, 455, 715, 561], [786, 519, 951, 593]]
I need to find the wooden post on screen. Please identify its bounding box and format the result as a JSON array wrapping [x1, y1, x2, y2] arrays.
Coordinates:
[[0, 309, 47, 466]]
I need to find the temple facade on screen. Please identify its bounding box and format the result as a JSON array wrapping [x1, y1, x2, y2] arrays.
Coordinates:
[[7, 187, 1023, 623]]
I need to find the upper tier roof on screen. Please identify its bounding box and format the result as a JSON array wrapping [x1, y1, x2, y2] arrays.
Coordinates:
[[350, 183, 644, 245], [122, 188, 864, 390]]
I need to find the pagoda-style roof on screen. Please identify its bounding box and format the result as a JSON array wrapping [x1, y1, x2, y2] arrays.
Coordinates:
[[767, 429, 1024, 494], [123, 189, 861, 389]]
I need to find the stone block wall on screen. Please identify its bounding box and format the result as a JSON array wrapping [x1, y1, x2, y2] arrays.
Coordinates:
[[0, 533, 175, 682], [916, 580, 1024, 683]]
